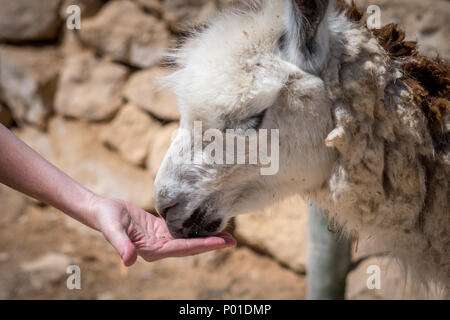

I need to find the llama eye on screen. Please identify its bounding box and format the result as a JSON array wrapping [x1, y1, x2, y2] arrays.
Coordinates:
[[244, 109, 267, 130], [223, 109, 267, 132]]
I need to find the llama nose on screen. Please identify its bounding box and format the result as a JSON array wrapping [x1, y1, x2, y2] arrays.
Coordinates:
[[154, 188, 186, 220], [158, 202, 178, 220]]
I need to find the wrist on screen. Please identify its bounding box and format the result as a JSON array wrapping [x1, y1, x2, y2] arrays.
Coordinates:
[[85, 192, 104, 232]]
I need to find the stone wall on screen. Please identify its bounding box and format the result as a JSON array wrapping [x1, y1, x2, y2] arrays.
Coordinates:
[[0, 0, 448, 299]]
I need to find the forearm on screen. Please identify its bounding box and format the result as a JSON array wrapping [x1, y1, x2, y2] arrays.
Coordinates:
[[0, 124, 100, 231]]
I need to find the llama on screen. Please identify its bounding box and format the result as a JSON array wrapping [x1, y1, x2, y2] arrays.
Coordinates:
[[153, 0, 450, 294]]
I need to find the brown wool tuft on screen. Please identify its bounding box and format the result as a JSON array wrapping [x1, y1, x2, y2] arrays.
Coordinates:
[[371, 24, 417, 58], [337, 0, 362, 22], [337, 0, 450, 153]]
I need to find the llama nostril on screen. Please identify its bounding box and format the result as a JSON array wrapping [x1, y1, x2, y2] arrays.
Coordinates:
[[159, 203, 178, 220]]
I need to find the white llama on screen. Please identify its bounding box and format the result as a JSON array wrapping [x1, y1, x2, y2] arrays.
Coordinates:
[[153, 0, 450, 294]]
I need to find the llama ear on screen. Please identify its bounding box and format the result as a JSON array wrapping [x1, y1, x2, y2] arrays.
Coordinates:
[[283, 0, 330, 75]]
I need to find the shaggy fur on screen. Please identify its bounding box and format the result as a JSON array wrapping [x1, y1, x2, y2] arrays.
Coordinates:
[[154, 0, 450, 296], [315, 1, 450, 294]]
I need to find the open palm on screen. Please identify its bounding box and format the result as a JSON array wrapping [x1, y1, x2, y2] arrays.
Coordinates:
[[91, 197, 236, 266]]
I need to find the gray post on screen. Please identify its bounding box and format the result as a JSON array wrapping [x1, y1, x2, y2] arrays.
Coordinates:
[[307, 203, 352, 300]]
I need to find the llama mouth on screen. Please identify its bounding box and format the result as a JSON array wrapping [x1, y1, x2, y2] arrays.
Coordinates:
[[182, 205, 208, 229], [182, 206, 222, 239], [170, 216, 223, 239], [184, 217, 223, 238], [167, 195, 223, 238]]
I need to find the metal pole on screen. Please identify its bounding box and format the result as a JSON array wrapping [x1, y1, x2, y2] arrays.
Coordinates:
[[307, 203, 352, 300]]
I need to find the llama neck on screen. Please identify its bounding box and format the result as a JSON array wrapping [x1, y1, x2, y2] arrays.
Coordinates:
[[283, 0, 331, 75]]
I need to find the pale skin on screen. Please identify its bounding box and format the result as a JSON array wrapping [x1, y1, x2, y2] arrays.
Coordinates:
[[0, 124, 236, 266]]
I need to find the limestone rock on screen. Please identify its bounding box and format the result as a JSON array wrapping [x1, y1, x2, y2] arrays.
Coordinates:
[[215, 247, 306, 299], [146, 123, 179, 177], [154, 247, 306, 299], [21, 253, 71, 290], [123, 67, 180, 120], [54, 52, 129, 121], [97, 291, 115, 300], [0, 252, 10, 263], [166, 247, 234, 270], [0, 184, 27, 226], [100, 103, 161, 166], [162, 0, 217, 33], [0, 46, 61, 127], [61, 29, 85, 57], [0, 0, 62, 42], [14, 126, 55, 163], [64, 214, 98, 236], [60, 0, 104, 19], [49, 117, 154, 210], [0, 104, 13, 127], [234, 197, 308, 273], [353, 0, 450, 60], [79, 0, 170, 68], [137, 0, 163, 13]]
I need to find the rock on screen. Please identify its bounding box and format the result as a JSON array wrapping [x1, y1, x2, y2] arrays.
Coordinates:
[[100, 103, 161, 166], [346, 256, 444, 299], [0, 104, 13, 127], [166, 247, 234, 270], [214, 247, 306, 299], [0, 0, 62, 42], [79, 0, 170, 68], [234, 197, 308, 273], [97, 291, 115, 300], [137, 0, 163, 13], [353, 0, 450, 60], [123, 67, 180, 121], [162, 0, 217, 33], [61, 29, 85, 57], [64, 215, 98, 236], [146, 123, 179, 177], [21, 253, 71, 290], [60, 0, 104, 19], [14, 126, 55, 163], [153, 247, 306, 299], [49, 117, 155, 210], [0, 252, 10, 263], [25, 205, 61, 224], [0, 184, 27, 226], [54, 52, 129, 121], [59, 242, 77, 255], [0, 46, 61, 127]]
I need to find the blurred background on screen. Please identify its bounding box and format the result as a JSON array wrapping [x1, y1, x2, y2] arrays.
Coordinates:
[[0, 0, 448, 299]]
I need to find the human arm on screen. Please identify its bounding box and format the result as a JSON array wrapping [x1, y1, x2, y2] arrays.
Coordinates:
[[0, 124, 236, 266]]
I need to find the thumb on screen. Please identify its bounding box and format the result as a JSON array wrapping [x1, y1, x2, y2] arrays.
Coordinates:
[[104, 226, 138, 267]]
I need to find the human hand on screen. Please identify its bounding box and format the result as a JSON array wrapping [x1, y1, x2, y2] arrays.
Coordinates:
[[89, 196, 236, 266]]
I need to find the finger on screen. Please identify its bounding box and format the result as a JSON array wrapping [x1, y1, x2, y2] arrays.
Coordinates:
[[103, 225, 138, 267], [162, 236, 236, 257], [121, 241, 138, 267]]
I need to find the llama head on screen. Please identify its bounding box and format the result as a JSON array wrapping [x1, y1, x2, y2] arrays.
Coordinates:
[[154, 0, 338, 238]]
